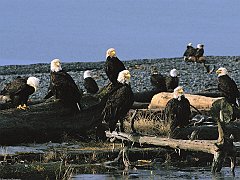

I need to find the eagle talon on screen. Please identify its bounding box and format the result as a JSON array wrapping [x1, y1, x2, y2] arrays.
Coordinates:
[[17, 104, 29, 110]]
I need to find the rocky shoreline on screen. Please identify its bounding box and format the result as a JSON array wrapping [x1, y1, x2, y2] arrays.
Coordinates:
[[0, 56, 239, 101]]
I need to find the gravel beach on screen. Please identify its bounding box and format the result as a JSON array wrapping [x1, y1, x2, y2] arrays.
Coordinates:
[[0, 56, 239, 101]]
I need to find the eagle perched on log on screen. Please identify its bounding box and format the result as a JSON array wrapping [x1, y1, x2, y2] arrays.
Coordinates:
[[164, 86, 191, 135], [105, 48, 126, 85], [101, 70, 134, 132], [216, 67, 240, 107], [0, 76, 40, 109], [44, 59, 82, 111]]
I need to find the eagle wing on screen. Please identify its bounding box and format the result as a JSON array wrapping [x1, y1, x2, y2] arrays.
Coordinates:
[[45, 70, 82, 105], [165, 76, 179, 92], [164, 97, 191, 131], [105, 57, 126, 84], [102, 84, 134, 131], [1, 77, 27, 96], [84, 77, 99, 94], [150, 74, 166, 91], [183, 47, 196, 57], [56, 71, 82, 99], [218, 75, 239, 98]]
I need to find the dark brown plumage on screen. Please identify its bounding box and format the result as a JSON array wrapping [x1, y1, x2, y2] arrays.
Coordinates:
[[0, 76, 39, 108], [105, 48, 126, 85], [44, 59, 82, 111], [216, 67, 240, 106], [164, 87, 191, 135], [101, 70, 134, 132]]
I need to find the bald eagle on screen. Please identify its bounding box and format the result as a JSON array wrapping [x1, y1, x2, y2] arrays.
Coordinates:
[[101, 70, 134, 132], [216, 67, 240, 106], [0, 76, 40, 109], [183, 43, 196, 61], [195, 44, 204, 58], [105, 48, 126, 85], [150, 68, 179, 92], [83, 70, 99, 94], [165, 69, 179, 92], [44, 59, 82, 111], [150, 68, 167, 92], [164, 86, 191, 135]]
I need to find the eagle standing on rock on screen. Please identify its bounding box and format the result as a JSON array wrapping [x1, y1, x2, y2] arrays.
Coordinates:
[[44, 59, 82, 111], [101, 70, 134, 132], [183, 42, 196, 61], [105, 48, 126, 85], [216, 67, 240, 106], [164, 86, 191, 135], [0, 76, 40, 109], [83, 70, 99, 94]]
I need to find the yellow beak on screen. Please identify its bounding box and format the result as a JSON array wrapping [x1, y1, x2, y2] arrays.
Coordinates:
[[125, 73, 131, 79], [110, 50, 116, 57], [216, 69, 221, 74], [56, 62, 61, 67], [178, 89, 184, 94]]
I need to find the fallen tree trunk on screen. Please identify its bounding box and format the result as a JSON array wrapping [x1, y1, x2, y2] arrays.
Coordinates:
[[106, 114, 238, 173], [172, 123, 240, 141], [0, 98, 105, 145], [149, 92, 223, 109]]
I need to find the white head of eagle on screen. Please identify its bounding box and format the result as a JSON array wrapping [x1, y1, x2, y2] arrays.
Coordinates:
[[84, 70, 92, 79], [51, 59, 62, 72], [117, 70, 131, 85], [173, 86, 184, 101], [170, 69, 178, 77], [216, 67, 228, 77], [106, 48, 116, 58], [197, 44, 204, 49], [27, 77, 40, 92]]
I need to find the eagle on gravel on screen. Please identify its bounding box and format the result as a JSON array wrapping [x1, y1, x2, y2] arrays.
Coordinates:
[[164, 86, 191, 134], [165, 68, 179, 92], [105, 48, 126, 86], [83, 70, 99, 94], [150, 68, 179, 92], [183, 42, 196, 61], [216, 67, 240, 106], [150, 68, 167, 92], [101, 70, 134, 132], [0, 76, 40, 110], [44, 59, 82, 111]]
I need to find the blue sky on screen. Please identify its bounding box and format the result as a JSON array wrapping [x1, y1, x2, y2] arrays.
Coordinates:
[[0, 0, 240, 65]]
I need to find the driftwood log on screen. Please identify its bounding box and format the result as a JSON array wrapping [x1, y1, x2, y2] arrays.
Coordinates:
[[106, 111, 238, 174], [0, 97, 105, 145], [134, 90, 225, 103], [149, 92, 223, 110]]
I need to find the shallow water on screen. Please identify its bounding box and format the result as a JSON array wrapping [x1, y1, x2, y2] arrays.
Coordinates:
[[72, 166, 239, 180]]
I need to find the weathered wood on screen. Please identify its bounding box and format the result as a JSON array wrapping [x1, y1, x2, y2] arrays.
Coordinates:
[[106, 111, 237, 174], [0, 98, 105, 145], [132, 102, 149, 109], [106, 131, 215, 154], [134, 90, 160, 103], [148, 92, 223, 110], [172, 123, 240, 141]]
